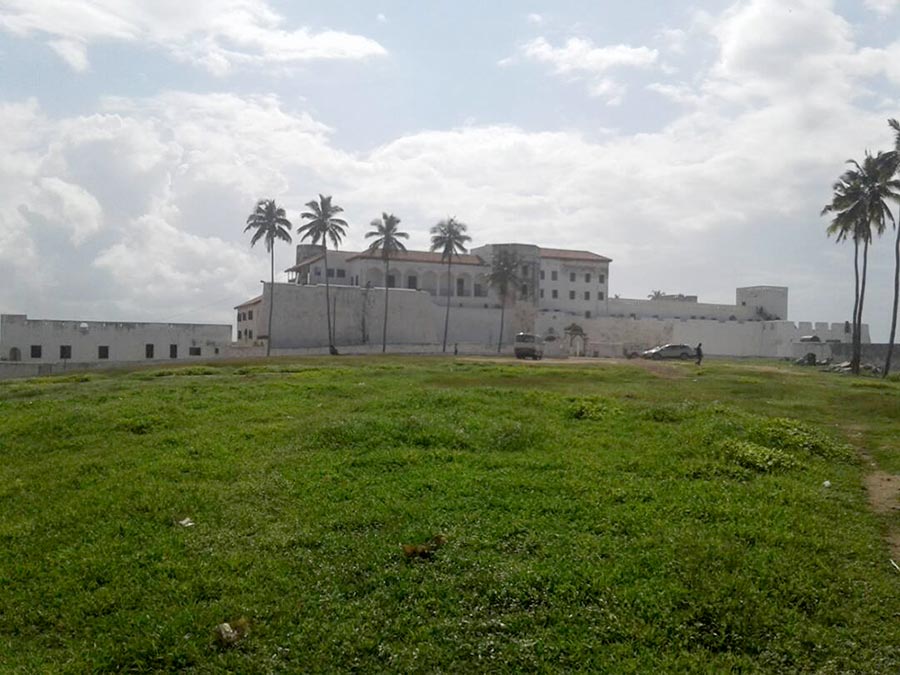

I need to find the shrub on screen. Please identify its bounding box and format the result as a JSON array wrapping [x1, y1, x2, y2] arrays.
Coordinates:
[[720, 439, 800, 473], [566, 397, 622, 420], [749, 417, 854, 461]]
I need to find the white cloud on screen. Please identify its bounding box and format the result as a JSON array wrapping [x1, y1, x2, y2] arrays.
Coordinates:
[[507, 36, 658, 103], [521, 37, 658, 74], [47, 39, 89, 72], [0, 0, 387, 74], [527, 13, 544, 25], [2, 0, 900, 334], [376, 13, 387, 24], [864, 0, 900, 15], [656, 27, 687, 55]]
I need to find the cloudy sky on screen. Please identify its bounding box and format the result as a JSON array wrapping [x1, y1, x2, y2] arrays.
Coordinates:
[[1, 0, 900, 338]]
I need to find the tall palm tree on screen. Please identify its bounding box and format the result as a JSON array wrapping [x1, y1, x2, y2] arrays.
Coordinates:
[[883, 119, 900, 377], [822, 152, 898, 374], [244, 199, 292, 357], [486, 249, 522, 353], [430, 217, 472, 353], [365, 213, 409, 353], [647, 290, 665, 300], [297, 195, 348, 352]]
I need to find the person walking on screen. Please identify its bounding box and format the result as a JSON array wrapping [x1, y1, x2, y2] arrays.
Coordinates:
[[695, 342, 703, 365]]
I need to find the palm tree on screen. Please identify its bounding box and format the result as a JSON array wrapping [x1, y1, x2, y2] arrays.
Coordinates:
[[430, 218, 472, 353], [648, 290, 665, 300], [297, 195, 348, 352], [822, 152, 898, 374], [365, 213, 409, 353], [244, 199, 292, 357], [883, 119, 900, 377], [486, 249, 522, 353]]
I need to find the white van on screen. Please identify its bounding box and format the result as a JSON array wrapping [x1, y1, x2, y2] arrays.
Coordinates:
[[514, 333, 544, 360]]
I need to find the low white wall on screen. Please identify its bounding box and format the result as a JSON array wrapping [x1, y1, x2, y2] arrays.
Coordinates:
[[0, 314, 232, 364]]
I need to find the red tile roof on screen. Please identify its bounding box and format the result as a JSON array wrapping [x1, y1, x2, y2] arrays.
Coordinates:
[[539, 248, 612, 263], [284, 254, 324, 273], [234, 295, 262, 309], [346, 250, 487, 266]]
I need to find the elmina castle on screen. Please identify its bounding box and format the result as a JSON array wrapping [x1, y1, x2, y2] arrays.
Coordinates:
[[1, 241, 865, 377]]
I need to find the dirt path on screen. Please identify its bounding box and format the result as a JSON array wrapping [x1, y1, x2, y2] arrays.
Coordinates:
[[863, 470, 900, 560]]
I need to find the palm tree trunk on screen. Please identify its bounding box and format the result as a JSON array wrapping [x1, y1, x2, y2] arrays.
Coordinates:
[[855, 238, 871, 375], [382, 257, 389, 353], [851, 239, 860, 375], [442, 258, 452, 353], [266, 245, 274, 357], [497, 294, 506, 353], [884, 220, 900, 377], [323, 245, 333, 349]]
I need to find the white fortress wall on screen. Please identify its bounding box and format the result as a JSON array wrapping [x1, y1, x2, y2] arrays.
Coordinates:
[[265, 282, 531, 349], [607, 297, 755, 321], [0, 314, 231, 363]]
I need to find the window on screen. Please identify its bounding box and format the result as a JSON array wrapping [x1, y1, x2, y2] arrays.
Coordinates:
[[540, 270, 545, 280], [569, 290, 576, 300], [98, 346, 109, 360], [248, 330, 253, 339], [540, 289, 544, 299], [585, 311, 591, 319], [327, 268, 335, 277], [407, 275, 418, 289], [30, 345, 41, 358], [599, 274, 605, 284], [570, 272, 576, 282], [238, 312, 243, 322], [337, 269, 346, 278], [456, 278, 465, 296], [585, 273, 591, 283], [551, 271, 558, 281], [248, 310, 253, 320], [387, 274, 396, 288], [314, 267, 321, 276], [170, 344, 178, 359], [599, 291, 605, 300], [189, 347, 202, 356], [60, 345, 72, 359], [584, 291, 590, 301], [521, 265, 528, 277], [552, 290, 558, 299], [145, 344, 154, 359], [520, 284, 528, 298], [474, 283, 483, 297]]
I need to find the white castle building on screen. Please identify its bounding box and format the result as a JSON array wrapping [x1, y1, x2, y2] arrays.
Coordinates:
[[0, 314, 232, 378], [233, 242, 863, 358]]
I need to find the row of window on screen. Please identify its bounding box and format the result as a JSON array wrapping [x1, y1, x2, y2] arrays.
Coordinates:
[[29, 344, 204, 359], [239, 329, 254, 339], [539, 271, 606, 284], [237, 310, 254, 322], [539, 290, 605, 301]]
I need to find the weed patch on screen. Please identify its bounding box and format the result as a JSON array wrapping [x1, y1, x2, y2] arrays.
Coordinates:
[[720, 438, 801, 473]]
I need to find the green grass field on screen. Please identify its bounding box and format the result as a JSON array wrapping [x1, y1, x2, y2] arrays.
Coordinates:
[[1, 357, 898, 673]]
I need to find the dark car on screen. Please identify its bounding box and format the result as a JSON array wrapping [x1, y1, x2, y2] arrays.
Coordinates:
[[514, 333, 544, 360], [640, 343, 694, 360]]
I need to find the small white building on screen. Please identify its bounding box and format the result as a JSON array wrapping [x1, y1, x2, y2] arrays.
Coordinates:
[[0, 314, 232, 364]]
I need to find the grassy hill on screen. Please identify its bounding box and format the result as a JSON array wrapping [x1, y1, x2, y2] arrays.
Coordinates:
[[1, 357, 898, 672]]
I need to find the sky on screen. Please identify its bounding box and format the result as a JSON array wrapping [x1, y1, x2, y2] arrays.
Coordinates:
[[1, 0, 900, 339]]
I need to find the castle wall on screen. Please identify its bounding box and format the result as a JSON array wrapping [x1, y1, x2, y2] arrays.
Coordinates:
[[0, 314, 232, 364]]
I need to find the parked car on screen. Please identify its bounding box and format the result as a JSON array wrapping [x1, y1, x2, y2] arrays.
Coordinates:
[[514, 333, 544, 360], [640, 343, 694, 360]]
